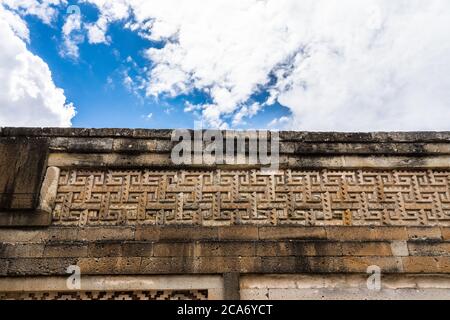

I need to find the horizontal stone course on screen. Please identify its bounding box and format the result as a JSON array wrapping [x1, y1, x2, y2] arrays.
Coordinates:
[[77, 227, 135, 242], [402, 257, 450, 273], [6, 258, 78, 276], [3, 128, 450, 143], [2, 226, 448, 242], [407, 227, 443, 241], [259, 227, 327, 240], [0, 244, 45, 258], [43, 243, 88, 258], [326, 227, 408, 241], [44, 138, 450, 155], [1, 237, 450, 275]]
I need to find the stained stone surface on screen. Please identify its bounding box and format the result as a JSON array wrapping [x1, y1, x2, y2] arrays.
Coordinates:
[[1, 128, 450, 300], [51, 168, 450, 227]]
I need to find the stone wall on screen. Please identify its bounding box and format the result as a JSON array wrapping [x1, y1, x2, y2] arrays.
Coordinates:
[[1, 128, 450, 300]]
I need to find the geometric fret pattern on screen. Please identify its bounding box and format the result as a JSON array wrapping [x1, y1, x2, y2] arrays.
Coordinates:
[[0, 290, 208, 300], [52, 169, 450, 227]]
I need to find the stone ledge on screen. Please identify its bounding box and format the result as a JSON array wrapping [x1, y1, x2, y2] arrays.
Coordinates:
[[0, 211, 52, 227], [2, 226, 449, 243], [0, 256, 409, 275], [3, 239, 450, 259], [3, 128, 450, 143], [43, 139, 450, 155]]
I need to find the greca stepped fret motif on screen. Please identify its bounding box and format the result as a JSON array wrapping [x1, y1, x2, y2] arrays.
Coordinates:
[[52, 169, 450, 227], [0, 290, 208, 300]]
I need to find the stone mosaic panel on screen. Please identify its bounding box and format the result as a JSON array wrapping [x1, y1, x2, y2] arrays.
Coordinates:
[[0, 290, 208, 300], [52, 169, 450, 226]]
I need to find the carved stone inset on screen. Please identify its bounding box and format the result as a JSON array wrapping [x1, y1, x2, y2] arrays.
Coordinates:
[[52, 169, 450, 227], [38, 166, 60, 213], [0, 290, 208, 300]]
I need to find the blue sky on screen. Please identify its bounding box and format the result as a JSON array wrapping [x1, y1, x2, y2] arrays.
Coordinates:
[[1, 1, 450, 131], [20, 3, 291, 129]]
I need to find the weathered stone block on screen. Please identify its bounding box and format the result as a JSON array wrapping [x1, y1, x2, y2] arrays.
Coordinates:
[[191, 256, 261, 273], [0, 229, 48, 243], [326, 227, 407, 241], [7, 258, 78, 276], [0, 244, 44, 258], [112, 139, 157, 153], [218, 226, 258, 240], [0, 137, 48, 210], [135, 226, 160, 241], [158, 226, 218, 241], [77, 257, 142, 275], [260, 256, 403, 273], [140, 257, 189, 274], [259, 257, 297, 273], [122, 242, 153, 257], [0, 259, 8, 276], [390, 241, 409, 257], [47, 227, 79, 242], [43, 243, 88, 258], [196, 242, 256, 257], [341, 242, 392, 256], [223, 273, 241, 300], [333, 257, 403, 273], [88, 242, 123, 257], [0, 211, 52, 227], [440, 228, 450, 241], [153, 242, 195, 257], [78, 227, 135, 241], [402, 257, 450, 273], [408, 242, 450, 257], [407, 227, 442, 241], [256, 241, 342, 257], [259, 227, 327, 240]]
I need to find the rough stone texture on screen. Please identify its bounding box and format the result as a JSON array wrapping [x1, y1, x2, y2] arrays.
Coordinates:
[[0, 211, 51, 227], [47, 168, 450, 227], [0, 137, 48, 210], [1, 128, 450, 300], [0, 275, 223, 300], [2, 226, 450, 276], [240, 274, 450, 300], [38, 167, 60, 213]]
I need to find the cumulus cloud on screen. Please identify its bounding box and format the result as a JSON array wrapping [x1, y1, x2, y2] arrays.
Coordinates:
[[268, 116, 291, 130], [83, 0, 130, 44], [1, 0, 63, 24], [84, 0, 450, 130], [0, 1, 75, 127], [60, 9, 83, 58]]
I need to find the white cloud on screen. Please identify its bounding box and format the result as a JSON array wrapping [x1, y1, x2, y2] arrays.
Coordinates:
[[1, 0, 64, 24], [83, 0, 130, 44], [0, 2, 75, 127], [85, 0, 450, 130], [232, 102, 261, 126], [268, 116, 290, 129], [60, 10, 83, 58], [141, 112, 152, 120]]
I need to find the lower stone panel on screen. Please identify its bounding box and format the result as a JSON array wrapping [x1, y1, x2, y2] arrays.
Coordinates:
[[0, 275, 224, 300], [0, 290, 208, 300], [240, 274, 450, 300], [2, 274, 450, 300]]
